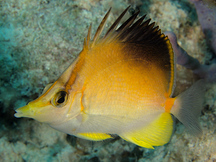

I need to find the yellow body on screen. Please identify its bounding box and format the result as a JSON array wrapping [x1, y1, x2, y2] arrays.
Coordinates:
[[15, 7, 204, 149]]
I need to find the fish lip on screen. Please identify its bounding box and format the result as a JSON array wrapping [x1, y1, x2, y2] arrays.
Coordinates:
[[14, 109, 25, 118], [14, 110, 22, 118], [14, 104, 32, 118]]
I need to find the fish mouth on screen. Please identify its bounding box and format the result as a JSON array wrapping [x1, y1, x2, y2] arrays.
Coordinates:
[[14, 104, 32, 118]]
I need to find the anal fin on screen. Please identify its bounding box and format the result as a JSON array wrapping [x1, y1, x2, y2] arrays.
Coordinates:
[[120, 112, 173, 149], [76, 133, 112, 141]]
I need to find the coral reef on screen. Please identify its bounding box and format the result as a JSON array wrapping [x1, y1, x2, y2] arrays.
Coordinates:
[[165, 31, 216, 82], [189, 0, 216, 55], [0, 0, 216, 161]]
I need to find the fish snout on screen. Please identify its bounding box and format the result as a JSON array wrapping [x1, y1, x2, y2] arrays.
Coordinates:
[[14, 104, 33, 118]]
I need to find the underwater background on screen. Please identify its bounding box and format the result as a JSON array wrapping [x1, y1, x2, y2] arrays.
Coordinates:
[[0, 0, 216, 161]]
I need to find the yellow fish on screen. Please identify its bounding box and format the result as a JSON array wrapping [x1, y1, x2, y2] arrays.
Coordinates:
[[14, 7, 205, 149]]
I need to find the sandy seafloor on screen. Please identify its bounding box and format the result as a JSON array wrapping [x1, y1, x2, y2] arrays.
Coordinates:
[[0, 0, 216, 161]]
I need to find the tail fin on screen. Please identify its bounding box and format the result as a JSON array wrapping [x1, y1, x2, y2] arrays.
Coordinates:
[[170, 80, 206, 136]]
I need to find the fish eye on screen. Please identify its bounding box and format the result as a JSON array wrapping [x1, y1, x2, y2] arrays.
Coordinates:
[[51, 91, 68, 107]]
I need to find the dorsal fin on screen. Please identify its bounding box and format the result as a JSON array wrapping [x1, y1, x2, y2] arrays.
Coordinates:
[[104, 6, 131, 38], [91, 8, 111, 48], [84, 6, 175, 96]]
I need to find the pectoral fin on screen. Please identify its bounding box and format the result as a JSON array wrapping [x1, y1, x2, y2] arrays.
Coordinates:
[[120, 112, 173, 149], [77, 133, 112, 141]]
